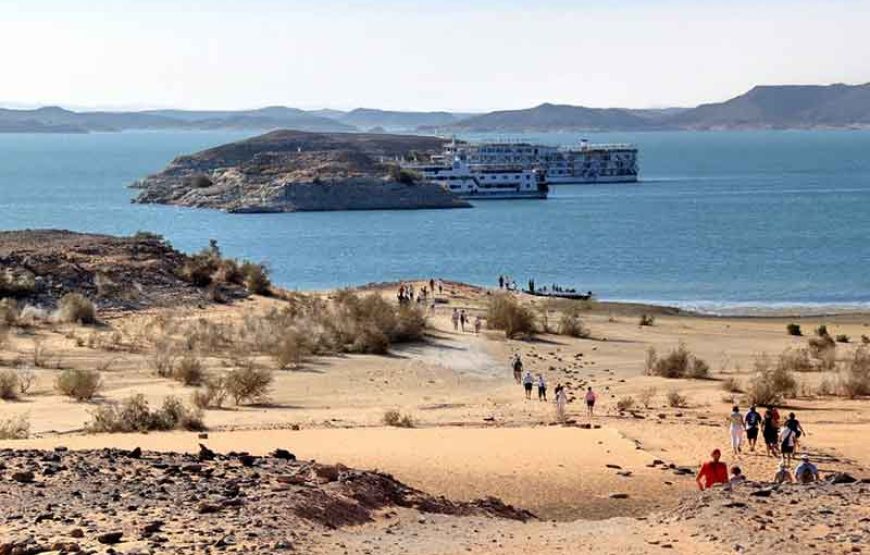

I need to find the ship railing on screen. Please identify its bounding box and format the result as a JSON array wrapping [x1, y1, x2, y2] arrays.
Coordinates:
[[559, 143, 637, 152]]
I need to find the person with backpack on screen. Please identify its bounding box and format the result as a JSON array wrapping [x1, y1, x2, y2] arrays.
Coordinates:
[[744, 405, 761, 452], [511, 354, 523, 383], [779, 424, 797, 464], [728, 406, 744, 455], [784, 412, 807, 450]]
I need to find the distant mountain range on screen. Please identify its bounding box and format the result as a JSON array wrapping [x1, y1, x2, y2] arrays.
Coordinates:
[[2, 83, 869, 134]]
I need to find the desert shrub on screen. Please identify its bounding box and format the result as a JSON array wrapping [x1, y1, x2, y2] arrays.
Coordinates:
[[273, 328, 309, 369], [746, 354, 797, 406], [19, 305, 49, 325], [0, 415, 29, 439], [87, 394, 204, 433], [149, 338, 177, 378], [721, 377, 743, 393], [815, 324, 829, 337], [786, 323, 802, 336], [55, 293, 97, 324], [840, 346, 870, 398], [862, 335, 870, 345], [638, 387, 657, 408], [225, 363, 272, 405], [808, 335, 836, 370], [558, 307, 591, 338], [55, 368, 102, 401], [644, 347, 657, 375], [383, 409, 414, 428], [240, 261, 271, 295], [616, 396, 636, 412], [191, 376, 228, 409], [31, 338, 48, 368], [173, 354, 204, 386], [815, 377, 834, 396], [647, 343, 710, 379], [835, 334, 850, 344], [16, 369, 35, 395], [666, 389, 688, 408], [639, 313, 655, 327], [179, 241, 222, 287], [0, 369, 20, 400], [778, 347, 814, 373], [486, 294, 536, 339]]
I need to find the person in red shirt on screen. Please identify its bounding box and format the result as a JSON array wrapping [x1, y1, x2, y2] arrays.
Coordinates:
[[696, 448, 728, 490]]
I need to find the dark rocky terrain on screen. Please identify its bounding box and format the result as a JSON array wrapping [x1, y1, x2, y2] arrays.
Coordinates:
[[132, 130, 470, 213], [0, 230, 246, 311], [0, 447, 532, 554]]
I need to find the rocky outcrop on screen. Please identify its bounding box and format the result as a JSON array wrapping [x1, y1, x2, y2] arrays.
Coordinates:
[[132, 130, 471, 212]]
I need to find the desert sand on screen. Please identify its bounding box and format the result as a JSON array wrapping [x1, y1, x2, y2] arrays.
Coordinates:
[[1, 280, 869, 553]]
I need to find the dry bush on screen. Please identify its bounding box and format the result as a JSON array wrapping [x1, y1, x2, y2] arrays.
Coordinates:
[[558, 307, 591, 338], [644, 347, 657, 375], [225, 363, 272, 405], [786, 323, 802, 336], [0, 269, 37, 297], [815, 324, 829, 337], [647, 343, 710, 379], [149, 337, 177, 378], [16, 368, 35, 395], [0, 415, 29, 439], [0, 298, 19, 325], [0, 324, 9, 350], [616, 396, 636, 412], [55, 368, 102, 401], [173, 354, 204, 386], [273, 328, 308, 370], [638, 387, 657, 408], [639, 313, 655, 327], [0, 369, 20, 400], [841, 346, 870, 398], [862, 334, 870, 345], [779, 347, 815, 373], [808, 335, 836, 370], [487, 294, 536, 339], [240, 261, 271, 295], [20, 305, 49, 325], [383, 409, 414, 428], [835, 334, 850, 344], [666, 389, 688, 408], [746, 354, 797, 406], [87, 394, 204, 433], [55, 293, 97, 324], [721, 377, 743, 393], [30, 338, 49, 368], [191, 376, 228, 410]]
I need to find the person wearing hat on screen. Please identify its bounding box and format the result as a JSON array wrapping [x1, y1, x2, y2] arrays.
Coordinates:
[[696, 449, 729, 490], [773, 460, 795, 484], [794, 455, 819, 484]]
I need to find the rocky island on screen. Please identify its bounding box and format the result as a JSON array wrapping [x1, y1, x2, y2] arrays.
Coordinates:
[[132, 130, 470, 213]]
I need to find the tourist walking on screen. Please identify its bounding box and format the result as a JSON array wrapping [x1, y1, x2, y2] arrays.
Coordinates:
[[744, 405, 761, 452], [784, 412, 807, 450], [779, 424, 797, 464], [498, 275, 504, 289], [474, 315, 482, 334], [554, 384, 567, 422], [536, 374, 547, 401], [728, 406, 744, 455], [451, 308, 460, 331], [459, 309, 467, 332], [584, 387, 597, 417], [762, 408, 779, 457], [511, 354, 523, 383], [522, 370, 534, 400], [696, 449, 728, 490]]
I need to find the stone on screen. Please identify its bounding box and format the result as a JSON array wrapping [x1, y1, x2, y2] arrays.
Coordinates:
[[272, 449, 296, 461], [609, 493, 630, 499], [11, 470, 34, 483], [97, 531, 124, 544]]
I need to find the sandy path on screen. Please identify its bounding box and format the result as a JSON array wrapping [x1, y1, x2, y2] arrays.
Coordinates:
[[2, 426, 692, 521]]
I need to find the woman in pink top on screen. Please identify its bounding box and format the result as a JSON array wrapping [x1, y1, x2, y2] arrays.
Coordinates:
[[585, 387, 597, 417]]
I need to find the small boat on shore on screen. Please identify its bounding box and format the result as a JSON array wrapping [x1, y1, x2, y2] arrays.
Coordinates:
[[524, 288, 594, 301]]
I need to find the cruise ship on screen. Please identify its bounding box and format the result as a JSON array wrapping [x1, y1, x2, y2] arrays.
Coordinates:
[[405, 157, 548, 200], [444, 139, 639, 184]]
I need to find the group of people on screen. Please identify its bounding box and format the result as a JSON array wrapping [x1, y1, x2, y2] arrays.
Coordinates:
[[452, 308, 482, 334], [511, 354, 597, 422], [728, 405, 807, 464], [497, 275, 518, 291], [696, 448, 821, 491], [396, 279, 444, 306]]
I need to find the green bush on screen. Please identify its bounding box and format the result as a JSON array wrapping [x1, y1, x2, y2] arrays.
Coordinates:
[[786, 323, 802, 336], [56, 293, 97, 324], [486, 294, 536, 339], [55, 368, 102, 401]]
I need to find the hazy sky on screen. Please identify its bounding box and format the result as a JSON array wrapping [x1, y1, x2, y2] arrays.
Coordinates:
[[1, 0, 867, 112]]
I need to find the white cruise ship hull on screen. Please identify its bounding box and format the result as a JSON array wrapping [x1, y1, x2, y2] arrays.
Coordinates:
[[548, 174, 638, 185], [459, 189, 548, 200]]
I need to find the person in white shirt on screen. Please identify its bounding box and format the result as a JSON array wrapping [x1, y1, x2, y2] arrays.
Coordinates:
[[522, 371, 534, 399], [794, 455, 819, 483]]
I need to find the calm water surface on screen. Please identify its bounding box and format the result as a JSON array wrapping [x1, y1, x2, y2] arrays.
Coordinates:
[[1, 130, 868, 314]]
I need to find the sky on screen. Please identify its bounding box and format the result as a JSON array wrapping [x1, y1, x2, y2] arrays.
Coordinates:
[[1, 0, 868, 112]]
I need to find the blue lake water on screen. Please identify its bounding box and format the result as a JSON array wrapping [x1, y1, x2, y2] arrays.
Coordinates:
[[0, 130, 868, 314]]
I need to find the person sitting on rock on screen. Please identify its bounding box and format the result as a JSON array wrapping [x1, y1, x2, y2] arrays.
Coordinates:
[[773, 461, 794, 484], [794, 455, 819, 484], [728, 466, 746, 486], [696, 449, 728, 490]]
